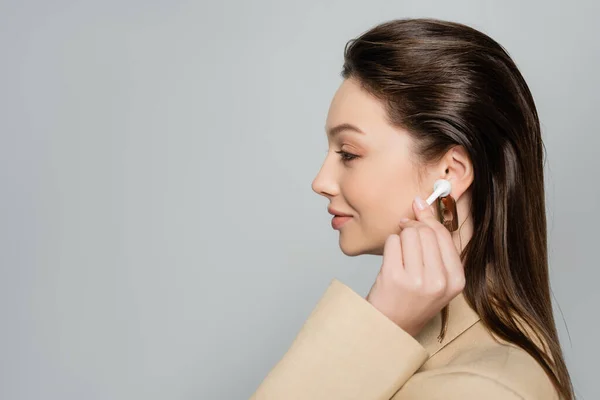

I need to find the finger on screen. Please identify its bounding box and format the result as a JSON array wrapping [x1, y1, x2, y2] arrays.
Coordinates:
[[398, 223, 424, 279], [381, 234, 406, 276], [413, 196, 437, 223], [417, 225, 447, 291], [413, 197, 464, 290], [401, 219, 446, 286]]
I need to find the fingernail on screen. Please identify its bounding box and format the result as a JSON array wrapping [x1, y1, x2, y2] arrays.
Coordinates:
[[415, 196, 427, 211], [399, 217, 410, 223]]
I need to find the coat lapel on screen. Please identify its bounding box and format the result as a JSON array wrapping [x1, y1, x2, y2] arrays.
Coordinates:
[[413, 292, 481, 359]]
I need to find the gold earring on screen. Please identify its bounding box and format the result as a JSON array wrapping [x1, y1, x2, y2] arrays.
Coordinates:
[[435, 194, 459, 232]]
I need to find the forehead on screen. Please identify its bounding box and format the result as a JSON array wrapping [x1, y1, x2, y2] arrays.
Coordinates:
[[325, 78, 391, 136]]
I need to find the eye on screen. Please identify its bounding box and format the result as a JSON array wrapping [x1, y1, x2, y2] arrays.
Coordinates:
[[335, 150, 358, 162]]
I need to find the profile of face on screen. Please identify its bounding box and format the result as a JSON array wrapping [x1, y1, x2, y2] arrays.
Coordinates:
[[311, 77, 429, 257]]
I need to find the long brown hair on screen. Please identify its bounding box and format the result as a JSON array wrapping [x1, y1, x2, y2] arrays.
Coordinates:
[[341, 18, 574, 399]]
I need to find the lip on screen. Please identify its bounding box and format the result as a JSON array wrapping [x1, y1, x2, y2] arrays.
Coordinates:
[[327, 207, 352, 217], [331, 215, 352, 230]]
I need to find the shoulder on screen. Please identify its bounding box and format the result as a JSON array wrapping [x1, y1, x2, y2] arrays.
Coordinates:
[[393, 322, 559, 400]]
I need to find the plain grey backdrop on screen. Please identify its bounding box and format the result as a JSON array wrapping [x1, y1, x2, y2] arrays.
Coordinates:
[[1, 0, 598, 399]]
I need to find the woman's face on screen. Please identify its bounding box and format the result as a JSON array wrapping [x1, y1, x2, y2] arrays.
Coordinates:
[[312, 78, 426, 256]]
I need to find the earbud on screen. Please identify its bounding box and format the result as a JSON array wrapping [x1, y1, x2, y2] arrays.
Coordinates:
[[425, 179, 452, 206]]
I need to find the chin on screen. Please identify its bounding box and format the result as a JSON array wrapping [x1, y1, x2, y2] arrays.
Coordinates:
[[338, 234, 384, 257], [339, 245, 362, 257]]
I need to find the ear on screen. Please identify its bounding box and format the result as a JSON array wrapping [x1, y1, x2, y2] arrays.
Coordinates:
[[438, 145, 474, 201]]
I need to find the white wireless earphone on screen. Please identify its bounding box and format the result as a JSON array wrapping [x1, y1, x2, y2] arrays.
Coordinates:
[[425, 179, 452, 206]]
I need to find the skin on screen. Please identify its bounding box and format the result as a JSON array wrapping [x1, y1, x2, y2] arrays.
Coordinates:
[[311, 77, 476, 336]]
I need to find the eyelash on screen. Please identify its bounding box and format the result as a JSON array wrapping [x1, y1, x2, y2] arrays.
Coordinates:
[[335, 150, 358, 162]]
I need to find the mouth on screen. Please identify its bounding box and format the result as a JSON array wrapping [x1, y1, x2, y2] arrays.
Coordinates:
[[327, 207, 352, 217], [331, 215, 352, 230]]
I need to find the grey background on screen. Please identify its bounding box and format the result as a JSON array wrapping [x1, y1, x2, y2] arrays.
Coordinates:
[[1, 0, 597, 399]]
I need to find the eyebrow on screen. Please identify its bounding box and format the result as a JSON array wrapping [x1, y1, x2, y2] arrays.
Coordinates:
[[325, 123, 366, 137]]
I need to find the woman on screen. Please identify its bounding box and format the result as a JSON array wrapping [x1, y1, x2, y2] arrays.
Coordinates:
[[250, 18, 574, 399]]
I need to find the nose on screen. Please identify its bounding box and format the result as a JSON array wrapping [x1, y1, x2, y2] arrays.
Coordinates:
[[311, 156, 338, 198]]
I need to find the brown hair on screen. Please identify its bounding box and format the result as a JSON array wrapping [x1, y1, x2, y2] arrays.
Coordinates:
[[341, 18, 574, 399]]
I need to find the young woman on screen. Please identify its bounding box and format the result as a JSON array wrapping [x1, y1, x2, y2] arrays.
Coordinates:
[[250, 18, 574, 400]]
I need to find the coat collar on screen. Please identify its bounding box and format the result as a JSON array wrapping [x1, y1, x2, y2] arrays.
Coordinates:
[[413, 292, 481, 358]]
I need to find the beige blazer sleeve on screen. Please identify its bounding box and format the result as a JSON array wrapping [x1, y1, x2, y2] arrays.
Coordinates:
[[249, 278, 429, 400], [250, 278, 542, 399]]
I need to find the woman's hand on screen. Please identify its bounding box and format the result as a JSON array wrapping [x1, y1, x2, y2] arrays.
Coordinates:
[[365, 196, 466, 337]]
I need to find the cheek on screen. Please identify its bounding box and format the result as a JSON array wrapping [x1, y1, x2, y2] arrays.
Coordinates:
[[344, 161, 416, 221], [356, 166, 417, 225], [340, 167, 383, 211]]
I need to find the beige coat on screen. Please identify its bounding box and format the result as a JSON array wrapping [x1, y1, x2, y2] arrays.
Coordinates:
[[250, 278, 559, 399]]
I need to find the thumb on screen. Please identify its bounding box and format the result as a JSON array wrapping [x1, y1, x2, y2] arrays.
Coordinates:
[[413, 196, 435, 221]]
